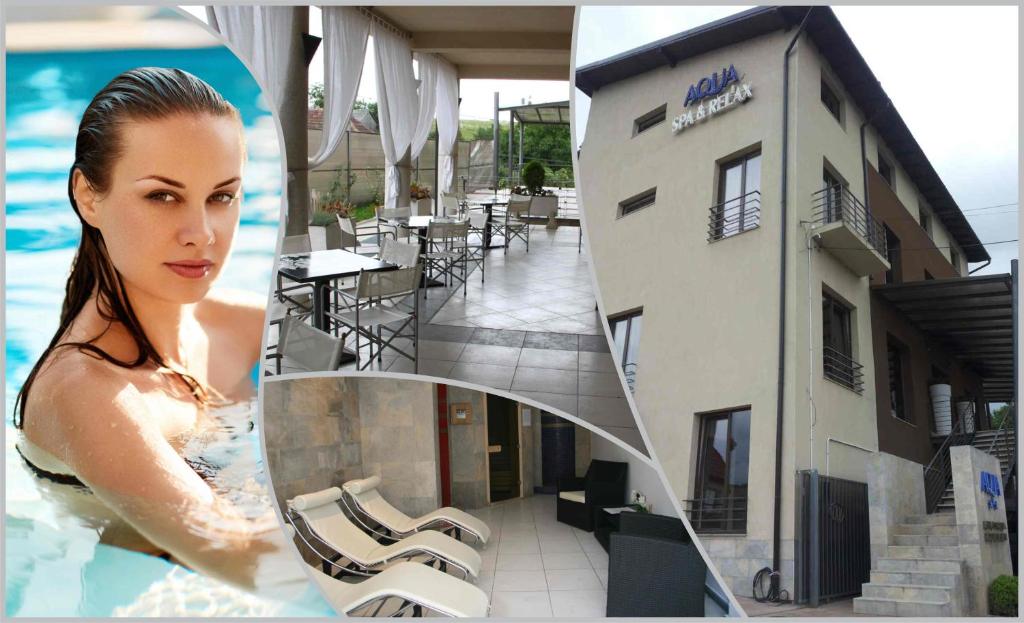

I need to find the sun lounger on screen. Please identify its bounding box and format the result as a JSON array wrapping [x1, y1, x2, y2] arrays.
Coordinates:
[[288, 487, 482, 580], [342, 476, 491, 546]]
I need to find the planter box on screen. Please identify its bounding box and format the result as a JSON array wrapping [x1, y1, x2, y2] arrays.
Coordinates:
[[531, 194, 559, 218], [414, 197, 433, 216], [308, 222, 354, 250]]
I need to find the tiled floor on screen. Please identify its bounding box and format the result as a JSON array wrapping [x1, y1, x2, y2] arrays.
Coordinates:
[[468, 495, 609, 618]]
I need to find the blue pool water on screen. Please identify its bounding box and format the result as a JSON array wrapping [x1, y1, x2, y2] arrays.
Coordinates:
[[5, 46, 331, 616]]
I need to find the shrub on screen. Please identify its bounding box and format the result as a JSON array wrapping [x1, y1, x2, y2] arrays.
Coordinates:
[[521, 160, 546, 196], [989, 575, 1018, 617]]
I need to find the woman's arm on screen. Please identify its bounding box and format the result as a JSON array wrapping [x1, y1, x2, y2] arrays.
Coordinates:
[[42, 359, 301, 594]]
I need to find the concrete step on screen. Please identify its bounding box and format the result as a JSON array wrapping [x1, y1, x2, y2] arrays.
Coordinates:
[[903, 513, 957, 526], [892, 522, 957, 536], [861, 583, 953, 602], [887, 545, 960, 560], [853, 596, 952, 617], [891, 533, 959, 547], [870, 570, 961, 588], [937, 501, 956, 512], [877, 557, 962, 574]]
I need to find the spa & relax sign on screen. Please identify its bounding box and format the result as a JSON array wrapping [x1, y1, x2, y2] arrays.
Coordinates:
[[672, 64, 753, 134]]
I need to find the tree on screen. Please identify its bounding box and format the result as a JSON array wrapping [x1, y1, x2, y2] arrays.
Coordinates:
[[990, 404, 1014, 429]]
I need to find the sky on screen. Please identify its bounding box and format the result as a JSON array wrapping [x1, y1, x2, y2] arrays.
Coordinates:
[[575, 6, 1019, 274]]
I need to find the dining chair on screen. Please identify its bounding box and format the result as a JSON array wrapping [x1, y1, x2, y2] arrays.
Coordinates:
[[492, 193, 531, 254], [420, 220, 470, 297], [268, 316, 346, 374]]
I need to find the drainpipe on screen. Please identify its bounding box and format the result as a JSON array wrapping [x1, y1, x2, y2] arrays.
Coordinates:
[[772, 6, 813, 596]]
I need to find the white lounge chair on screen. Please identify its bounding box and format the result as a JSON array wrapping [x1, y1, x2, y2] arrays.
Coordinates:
[[342, 476, 491, 546], [284, 526, 489, 618], [287, 487, 482, 580]]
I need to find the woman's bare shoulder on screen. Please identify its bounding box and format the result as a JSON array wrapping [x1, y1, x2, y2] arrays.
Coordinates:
[[195, 288, 265, 332]]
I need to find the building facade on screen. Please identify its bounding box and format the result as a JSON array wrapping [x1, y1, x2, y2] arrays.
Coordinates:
[[577, 7, 1014, 608]]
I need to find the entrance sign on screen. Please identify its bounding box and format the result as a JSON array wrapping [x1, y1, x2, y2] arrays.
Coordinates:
[[672, 64, 753, 134]]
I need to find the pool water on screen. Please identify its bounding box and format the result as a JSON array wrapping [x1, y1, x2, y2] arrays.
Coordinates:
[[5, 46, 332, 616]]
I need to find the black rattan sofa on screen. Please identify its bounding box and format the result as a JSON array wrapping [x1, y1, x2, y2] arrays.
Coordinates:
[[555, 459, 627, 531], [605, 512, 706, 617]]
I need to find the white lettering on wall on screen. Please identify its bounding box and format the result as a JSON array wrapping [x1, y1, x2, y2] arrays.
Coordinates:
[[671, 83, 753, 134]]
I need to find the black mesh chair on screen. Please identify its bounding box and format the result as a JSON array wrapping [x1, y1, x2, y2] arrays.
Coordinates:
[[606, 512, 706, 617], [555, 459, 627, 531]]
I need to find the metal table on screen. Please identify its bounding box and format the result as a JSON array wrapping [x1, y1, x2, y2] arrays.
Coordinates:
[[466, 199, 508, 249]]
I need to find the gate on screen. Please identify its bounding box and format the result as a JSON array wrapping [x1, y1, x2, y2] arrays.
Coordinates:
[[795, 470, 870, 605]]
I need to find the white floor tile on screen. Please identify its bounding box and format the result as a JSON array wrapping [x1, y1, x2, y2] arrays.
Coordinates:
[[492, 570, 549, 592], [545, 568, 604, 591], [489, 591, 553, 617], [548, 589, 607, 618]]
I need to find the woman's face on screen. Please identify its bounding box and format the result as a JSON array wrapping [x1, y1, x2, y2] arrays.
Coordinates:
[[77, 113, 244, 305]]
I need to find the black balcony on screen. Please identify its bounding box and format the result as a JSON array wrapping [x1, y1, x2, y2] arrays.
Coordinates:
[[811, 186, 890, 276], [708, 190, 761, 242], [682, 496, 747, 534], [823, 345, 864, 393]]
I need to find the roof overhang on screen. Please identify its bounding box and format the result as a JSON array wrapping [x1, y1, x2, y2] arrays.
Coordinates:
[[370, 6, 573, 81], [873, 274, 1015, 401], [576, 6, 988, 263], [500, 100, 570, 125]]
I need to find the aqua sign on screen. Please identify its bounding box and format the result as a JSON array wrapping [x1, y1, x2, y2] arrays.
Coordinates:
[[684, 65, 741, 107]]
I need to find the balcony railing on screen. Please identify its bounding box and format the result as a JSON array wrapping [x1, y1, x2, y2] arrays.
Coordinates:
[[622, 362, 637, 394], [708, 190, 761, 242], [811, 185, 887, 258], [682, 496, 747, 534], [823, 345, 864, 393]]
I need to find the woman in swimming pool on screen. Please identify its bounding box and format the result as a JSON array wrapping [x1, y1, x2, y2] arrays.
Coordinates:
[[14, 67, 294, 593]]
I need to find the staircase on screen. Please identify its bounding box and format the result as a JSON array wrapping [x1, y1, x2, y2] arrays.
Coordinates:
[[853, 513, 966, 616], [935, 427, 1016, 512]]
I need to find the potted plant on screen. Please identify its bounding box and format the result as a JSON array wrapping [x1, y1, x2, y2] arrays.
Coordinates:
[[519, 160, 559, 228], [410, 182, 432, 216], [309, 172, 355, 249]]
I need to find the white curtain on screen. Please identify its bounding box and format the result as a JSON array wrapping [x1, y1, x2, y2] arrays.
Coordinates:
[[373, 24, 418, 209], [434, 59, 460, 195], [410, 53, 439, 161], [207, 6, 292, 111], [309, 7, 370, 168]]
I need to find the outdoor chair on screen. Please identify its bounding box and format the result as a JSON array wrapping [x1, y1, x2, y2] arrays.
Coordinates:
[[276, 234, 314, 314], [453, 212, 488, 284], [267, 316, 346, 374], [492, 193, 531, 254], [606, 512, 705, 617], [441, 194, 464, 218], [376, 205, 413, 242], [420, 220, 470, 297], [339, 215, 393, 257], [286, 487, 483, 581], [556, 459, 628, 531], [379, 238, 421, 268], [324, 265, 421, 372], [341, 476, 491, 546]]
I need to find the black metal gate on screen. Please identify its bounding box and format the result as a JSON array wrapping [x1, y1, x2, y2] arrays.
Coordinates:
[[795, 470, 871, 605]]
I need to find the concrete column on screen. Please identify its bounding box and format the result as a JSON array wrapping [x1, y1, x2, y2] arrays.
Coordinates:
[[950, 445, 1013, 615], [866, 451, 926, 566], [281, 6, 310, 236]]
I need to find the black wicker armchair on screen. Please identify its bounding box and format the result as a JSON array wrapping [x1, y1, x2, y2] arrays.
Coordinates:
[[556, 459, 628, 531], [605, 512, 706, 617]]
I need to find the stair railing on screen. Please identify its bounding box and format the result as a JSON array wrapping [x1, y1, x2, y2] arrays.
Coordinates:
[[923, 397, 976, 513], [987, 403, 1017, 487]]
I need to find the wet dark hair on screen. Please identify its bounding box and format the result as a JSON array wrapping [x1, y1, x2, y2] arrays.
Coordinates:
[[14, 67, 242, 428]]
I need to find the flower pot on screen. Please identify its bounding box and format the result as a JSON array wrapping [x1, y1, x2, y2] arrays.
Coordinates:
[[414, 197, 433, 216]]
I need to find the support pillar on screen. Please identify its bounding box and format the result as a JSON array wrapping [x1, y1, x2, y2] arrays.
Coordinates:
[[282, 6, 310, 236]]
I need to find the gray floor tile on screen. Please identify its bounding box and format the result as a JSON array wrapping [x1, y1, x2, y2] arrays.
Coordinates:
[[577, 351, 617, 373], [578, 334, 612, 353], [417, 339, 467, 361], [578, 371, 626, 398], [512, 367, 579, 395], [468, 327, 527, 347], [517, 347, 579, 370], [447, 362, 516, 390], [419, 323, 475, 343], [387, 357, 456, 378], [514, 391, 578, 417], [523, 331, 579, 351], [577, 395, 634, 428], [459, 342, 522, 366]]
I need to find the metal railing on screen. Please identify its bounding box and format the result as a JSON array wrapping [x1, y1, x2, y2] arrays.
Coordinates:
[[822, 346, 864, 393], [923, 400, 976, 513], [622, 363, 637, 394], [681, 496, 747, 534], [811, 185, 887, 258], [987, 403, 1017, 487], [708, 190, 761, 242]]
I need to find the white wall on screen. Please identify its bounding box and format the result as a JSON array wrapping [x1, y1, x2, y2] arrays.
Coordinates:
[[589, 433, 674, 517]]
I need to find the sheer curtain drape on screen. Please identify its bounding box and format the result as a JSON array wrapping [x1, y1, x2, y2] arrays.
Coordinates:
[[372, 24, 418, 210], [434, 59, 460, 195], [308, 7, 370, 168], [206, 6, 292, 110], [410, 53, 439, 162]]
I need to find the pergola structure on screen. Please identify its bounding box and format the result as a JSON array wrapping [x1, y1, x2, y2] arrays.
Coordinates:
[[273, 6, 573, 233], [493, 99, 570, 186]]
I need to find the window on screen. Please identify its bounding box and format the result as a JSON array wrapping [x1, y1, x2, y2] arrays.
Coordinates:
[[877, 152, 895, 188], [822, 167, 844, 222], [884, 225, 901, 284], [633, 104, 667, 136], [822, 290, 863, 392], [609, 309, 642, 393], [820, 79, 842, 123], [618, 188, 656, 218], [887, 335, 910, 422], [711, 150, 762, 240], [692, 408, 751, 533], [950, 248, 961, 275], [918, 202, 933, 239]]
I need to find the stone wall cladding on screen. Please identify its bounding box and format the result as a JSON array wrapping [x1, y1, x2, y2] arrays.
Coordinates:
[[447, 386, 488, 509], [701, 535, 794, 598]]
